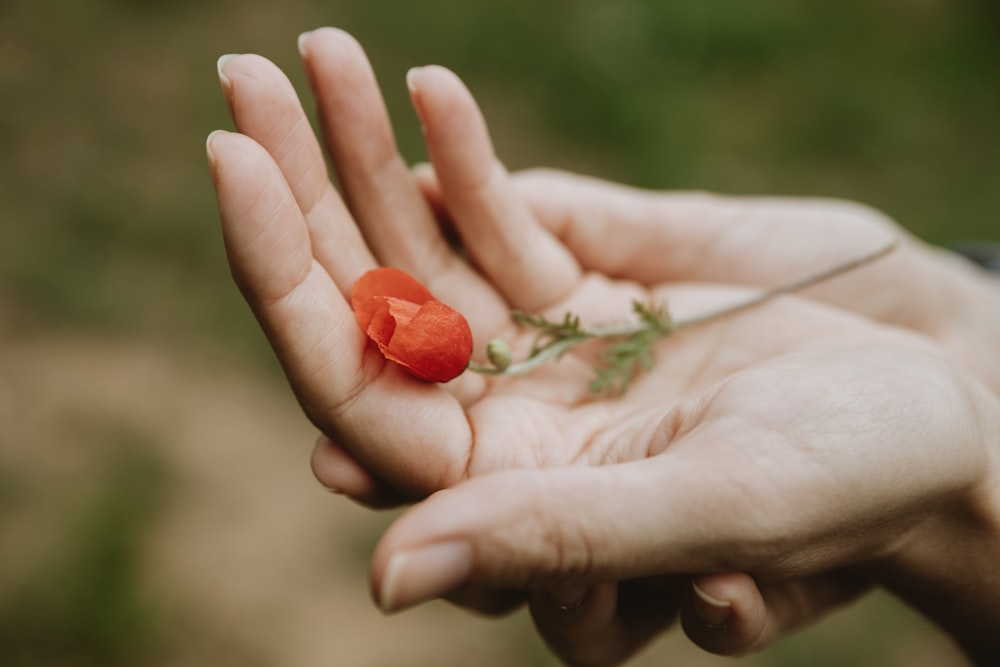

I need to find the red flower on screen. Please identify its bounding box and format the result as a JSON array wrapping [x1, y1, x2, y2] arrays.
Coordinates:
[[350, 267, 473, 382]]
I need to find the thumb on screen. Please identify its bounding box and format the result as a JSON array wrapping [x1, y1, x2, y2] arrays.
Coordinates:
[[370, 458, 727, 612]]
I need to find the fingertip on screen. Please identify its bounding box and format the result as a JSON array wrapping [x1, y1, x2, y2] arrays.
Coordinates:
[[297, 30, 312, 58], [405, 66, 427, 122], [205, 129, 228, 167], [405, 64, 443, 87], [214, 53, 301, 125], [307, 26, 367, 59], [682, 573, 769, 657], [415, 64, 464, 84], [310, 434, 407, 508], [410, 161, 436, 183], [405, 66, 422, 94], [406, 64, 471, 110], [206, 130, 261, 180], [204, 129, 261, 174], [310, 433, 354, 491], [691, 579, 733, 627], [216, 53, 238, 94], [406, 66, 471, 124], [298, 28, 368, 94], [299, 26, 363, 55], [376, 540, 473, 613]]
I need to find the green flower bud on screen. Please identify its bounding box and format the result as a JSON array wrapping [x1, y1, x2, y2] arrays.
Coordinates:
[[486, 339, 513, 372]]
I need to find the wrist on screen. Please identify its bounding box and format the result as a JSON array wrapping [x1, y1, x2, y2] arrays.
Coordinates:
[[874, 383, 1000, 665]]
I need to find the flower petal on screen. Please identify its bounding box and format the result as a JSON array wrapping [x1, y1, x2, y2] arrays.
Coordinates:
[[351, 268, 473, 382], [351, 267, 435, 330], [383, 301, 473, 382]]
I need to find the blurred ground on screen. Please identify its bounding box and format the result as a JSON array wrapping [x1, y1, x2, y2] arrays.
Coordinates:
[[1, 0, 997, 665]]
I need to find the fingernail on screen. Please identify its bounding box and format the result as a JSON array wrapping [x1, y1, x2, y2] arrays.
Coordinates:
[[411, 161, 433, 178], [378, 541, 472, 613], [692, 580, 732, 627], [205, 129, 227, 166], [406, 67, 427, 120], [297, 31, 312, 58], [546, 585, 589, 611], [217, 54, 238, 94], [405, 66, 423, 94]]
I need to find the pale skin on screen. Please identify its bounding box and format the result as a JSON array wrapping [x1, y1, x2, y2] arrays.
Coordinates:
[[208, 28, 1000, 666]]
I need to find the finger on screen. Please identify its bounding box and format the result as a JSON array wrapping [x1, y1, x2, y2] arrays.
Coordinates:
[[311, 435, 408, 509], [529, 581, 678, 667], [208, 130, 321, 312], [511, 169, 901, 295], [208, 130, 471, 495], [510, 168, 714, 285], [217, 52, 374, 291], [300, 28, 507, 332], [407, 65, 582, 311], [681, 572, 872, 656], [369, 459, 727, 612]]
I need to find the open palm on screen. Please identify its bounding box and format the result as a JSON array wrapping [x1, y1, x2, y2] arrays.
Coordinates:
[[209, 28, 907, 496]]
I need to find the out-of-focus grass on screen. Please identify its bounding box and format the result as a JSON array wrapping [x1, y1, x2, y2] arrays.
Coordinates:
[[337, 0, 1000, 241], [0, 0, 996, 665], [2, 0, 997, 347], [0, 0, 322, 362]]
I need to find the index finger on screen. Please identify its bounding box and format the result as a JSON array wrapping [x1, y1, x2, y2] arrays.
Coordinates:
[[207, 130, 472, 496]]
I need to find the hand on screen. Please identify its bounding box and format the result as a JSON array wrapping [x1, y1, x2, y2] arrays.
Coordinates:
[[370, 343, 1000, 664], [208, 28, 1000, 665], [447, 167, 1000, 395]]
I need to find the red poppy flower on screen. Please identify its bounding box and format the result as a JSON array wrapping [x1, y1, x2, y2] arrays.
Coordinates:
[[350, 267, 473, 382]]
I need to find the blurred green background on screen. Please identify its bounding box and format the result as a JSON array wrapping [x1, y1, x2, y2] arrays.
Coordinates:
[[1, 0, 995, 665]]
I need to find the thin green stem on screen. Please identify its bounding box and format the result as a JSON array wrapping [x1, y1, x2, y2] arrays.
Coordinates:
[[672, 237, 899, 332], [467, 335, 589, 376], [467, 238, 899, 383]]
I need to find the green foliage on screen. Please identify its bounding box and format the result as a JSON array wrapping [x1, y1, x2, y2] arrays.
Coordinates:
[[2, 0, 997, 352], [589, 303, 673, 395], [473, 302, 675, 393], [513, 310, 590, 357]]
